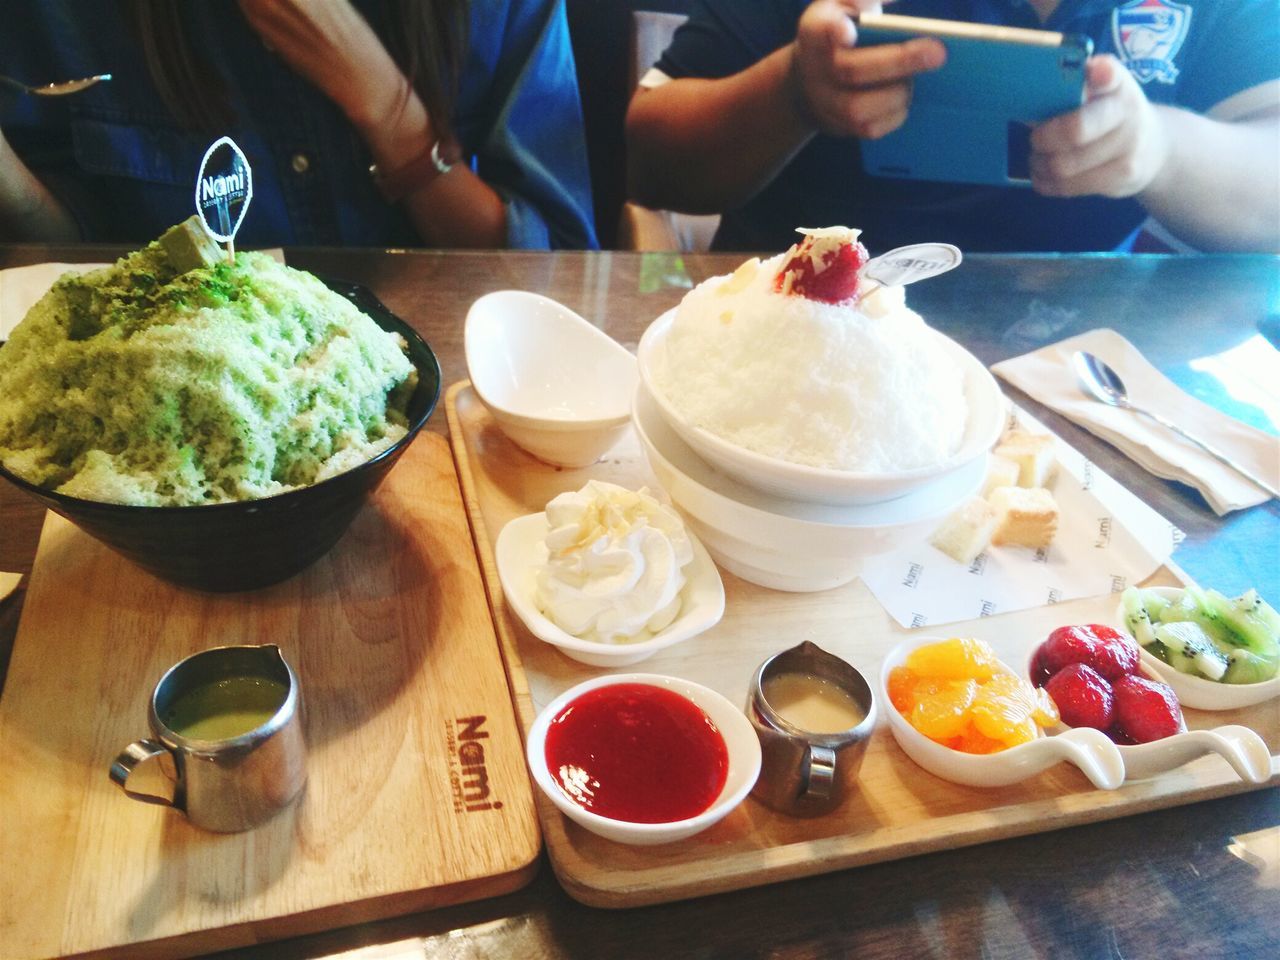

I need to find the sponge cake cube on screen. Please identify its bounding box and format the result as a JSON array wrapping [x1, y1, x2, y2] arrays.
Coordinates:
[[930, 496, 998, 565], [994, 430, 1056, 487], [989, 486, 1059, 549]]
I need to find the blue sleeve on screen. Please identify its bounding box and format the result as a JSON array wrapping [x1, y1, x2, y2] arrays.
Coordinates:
[[1176, 0, 1280, 114], [464, 0, 598, 249], [655, 0, 802, 80]]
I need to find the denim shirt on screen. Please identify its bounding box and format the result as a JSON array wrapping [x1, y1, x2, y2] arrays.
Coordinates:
[[0, 0, 598, 249]]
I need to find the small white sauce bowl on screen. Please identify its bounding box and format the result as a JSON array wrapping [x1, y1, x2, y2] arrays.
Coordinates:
[[880, 637, 1126, 790], [636, 309, 1006, 506], [1022, 642, 1272, 784], [634, 384, 985, 593], [526, 673, 762, 845], [465, 291, 638, 467], [494, 511, 725, 667], [1115, 586, 1280, 711]]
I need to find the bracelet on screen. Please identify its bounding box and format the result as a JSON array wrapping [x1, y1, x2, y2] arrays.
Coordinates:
[[369, 141, 455, 203]]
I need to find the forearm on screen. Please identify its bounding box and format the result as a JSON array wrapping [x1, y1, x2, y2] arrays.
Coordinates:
[[625, 46, 815, 214], [0, 131, 79, 242], [1140, 108, 1280, 253], [350, 94, 507, 249]]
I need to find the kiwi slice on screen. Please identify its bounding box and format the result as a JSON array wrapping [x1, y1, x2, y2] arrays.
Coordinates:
[[1151, 621, 1229, 681]]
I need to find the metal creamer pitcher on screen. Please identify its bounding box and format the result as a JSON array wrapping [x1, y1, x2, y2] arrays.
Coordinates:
[[747, 641, 876, 817], [110, 644, 306, 833]]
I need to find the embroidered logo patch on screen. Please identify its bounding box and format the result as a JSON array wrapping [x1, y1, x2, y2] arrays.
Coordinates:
[[1112, 0, 1192, 84]]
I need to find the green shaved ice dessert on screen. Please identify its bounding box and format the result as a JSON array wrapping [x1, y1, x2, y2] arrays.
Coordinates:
[[0, 219, 416, 506]]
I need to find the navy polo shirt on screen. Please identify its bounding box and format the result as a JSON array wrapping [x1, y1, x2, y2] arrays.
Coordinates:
[[655, 0, 1280, 252]]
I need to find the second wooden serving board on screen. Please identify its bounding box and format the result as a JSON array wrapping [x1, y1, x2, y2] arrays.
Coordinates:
[[0, 433, 539, 960], [446, 382, 1278, 909]]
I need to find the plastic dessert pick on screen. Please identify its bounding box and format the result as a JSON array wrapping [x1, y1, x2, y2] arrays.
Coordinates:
[[861, 242, 962, 288], [195, 136, 253, 263]]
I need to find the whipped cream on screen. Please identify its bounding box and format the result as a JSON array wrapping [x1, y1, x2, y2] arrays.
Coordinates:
[[536, 480, 693, 644]]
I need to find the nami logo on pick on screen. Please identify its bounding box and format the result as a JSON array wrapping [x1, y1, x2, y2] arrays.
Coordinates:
[[195, 135, 253, 261]]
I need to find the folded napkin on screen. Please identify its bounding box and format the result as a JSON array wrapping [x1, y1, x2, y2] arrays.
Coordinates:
[[992, 328, 1279, 515], [0, 262, 108, 339], [0, 572, 21, 604]]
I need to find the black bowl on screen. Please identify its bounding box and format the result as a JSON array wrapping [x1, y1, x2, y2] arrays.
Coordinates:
[[0, 279, 441, 592]]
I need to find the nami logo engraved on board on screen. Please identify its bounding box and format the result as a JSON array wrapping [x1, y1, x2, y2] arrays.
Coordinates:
[[446, 715, 503, 814]]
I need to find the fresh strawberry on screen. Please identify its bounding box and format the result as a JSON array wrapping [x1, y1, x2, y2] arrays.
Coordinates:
[[1112, 674, 1182, 744], [775, 228, 868, 304], [1029, 645, 1054, 688], [1043, 663, 1114, 731], [1039, 624, 1140, 681]]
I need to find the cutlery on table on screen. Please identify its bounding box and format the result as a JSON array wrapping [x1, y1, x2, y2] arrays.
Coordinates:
[[0, 73, 111, 97], [1072, 350, 1279, 501]]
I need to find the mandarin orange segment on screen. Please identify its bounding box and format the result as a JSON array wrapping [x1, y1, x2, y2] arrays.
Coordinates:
[[971, 673, 1056, 746], [904, 637, 999, 681], [898, 639, 1060, 754], [952, 727, 1009, 755], [1032, 685, 1060, 726], [887, 666, 920, 714], [908, 678, 977, 741]]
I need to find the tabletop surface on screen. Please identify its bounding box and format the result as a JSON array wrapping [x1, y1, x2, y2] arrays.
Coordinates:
[[1, 245, 1277, 960]]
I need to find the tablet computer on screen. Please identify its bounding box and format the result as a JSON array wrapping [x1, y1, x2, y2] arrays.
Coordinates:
[[854, 14, 1092, 187]]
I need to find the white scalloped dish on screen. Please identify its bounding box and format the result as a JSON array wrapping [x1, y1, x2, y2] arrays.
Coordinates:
[[1023, 644, 1272, 784], [494, 511, 725, 667], [880, 637, 1125, 790]]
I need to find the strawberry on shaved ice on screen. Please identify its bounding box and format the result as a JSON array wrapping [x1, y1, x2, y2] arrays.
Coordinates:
[[651, 226, 968, 474], [774, 226, 869, 303]]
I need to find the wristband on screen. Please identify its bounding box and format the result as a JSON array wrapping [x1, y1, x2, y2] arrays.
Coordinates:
[[369, 141, 454, 203]]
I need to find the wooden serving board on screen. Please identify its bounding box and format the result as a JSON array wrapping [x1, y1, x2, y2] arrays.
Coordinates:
[[0, 433, 539, 960], [446, 382, 1278, 909]]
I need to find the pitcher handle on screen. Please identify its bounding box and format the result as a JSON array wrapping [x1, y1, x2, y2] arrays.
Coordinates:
[[802, 744, 837, 800], [110, 739, 178, 806]]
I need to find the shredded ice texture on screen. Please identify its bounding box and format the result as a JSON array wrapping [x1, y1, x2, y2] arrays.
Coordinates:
[[0, 232, 415, 505], [653, 247, 967, 473]]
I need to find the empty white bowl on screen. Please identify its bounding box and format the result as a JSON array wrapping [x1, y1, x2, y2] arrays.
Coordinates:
[[880, 637, 1126, 790], [1023, 643, 1272, 784], [526, 673, 762, 845], [465, 291, 638, 467], [1115, 587, 1280, 711], [494, 510, 725, 667], [634, 384, 985, 592], [636, 308, 1007, 505]]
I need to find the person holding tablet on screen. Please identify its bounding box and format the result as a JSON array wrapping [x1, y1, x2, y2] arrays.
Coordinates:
[[625, 0, 1280, 253]]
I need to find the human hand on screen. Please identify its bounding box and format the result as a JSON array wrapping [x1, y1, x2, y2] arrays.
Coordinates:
[[238, 0, 413, 134], [791, 0, 945, 139], [1029, 55, 1171, 199]]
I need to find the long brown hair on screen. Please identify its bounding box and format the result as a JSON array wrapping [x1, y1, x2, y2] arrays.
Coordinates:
[[125, 0, 468, 137]]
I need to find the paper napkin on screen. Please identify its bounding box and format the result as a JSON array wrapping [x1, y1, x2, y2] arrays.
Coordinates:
[[861, 406, 1179, 629], [0, 262, 108, 339], [0, 572, 21, 604], [992, 329, 1279, 515]]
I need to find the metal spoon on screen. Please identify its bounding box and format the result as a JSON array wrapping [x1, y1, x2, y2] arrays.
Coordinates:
[[861, 241, 962, 287], [1072, 350, 1279, 500], [0, 73, 111, 97]]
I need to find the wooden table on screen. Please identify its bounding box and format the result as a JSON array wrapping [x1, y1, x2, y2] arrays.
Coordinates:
[[2, 246, 1277, 959]]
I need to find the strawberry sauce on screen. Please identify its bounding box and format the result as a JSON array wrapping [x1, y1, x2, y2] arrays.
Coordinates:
[[544, 683, 729, 823]]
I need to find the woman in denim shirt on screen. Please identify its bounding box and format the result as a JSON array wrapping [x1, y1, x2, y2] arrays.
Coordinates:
[[0, 0, 598, 249]]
